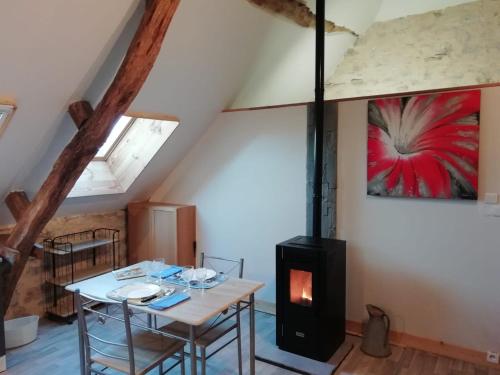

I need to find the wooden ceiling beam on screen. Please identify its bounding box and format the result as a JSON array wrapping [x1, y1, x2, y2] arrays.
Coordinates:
[[4, 191, 42, 260], [246, 0, 358, 36], [5, 191, 30, 222], [69, 101, 94, 129], [0, 0, 181, 308]]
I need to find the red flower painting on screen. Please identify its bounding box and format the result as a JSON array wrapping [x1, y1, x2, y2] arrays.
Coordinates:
[[367, 90, 480, 199]]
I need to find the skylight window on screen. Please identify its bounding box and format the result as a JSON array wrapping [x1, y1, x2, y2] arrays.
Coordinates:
[[70, 113, 179, 198], [95, 115, 134, 160]]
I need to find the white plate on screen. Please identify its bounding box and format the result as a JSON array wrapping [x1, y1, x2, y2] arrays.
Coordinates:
[[180, 268, 217, 281], [195, 268, 217, 280], [116, 283, 162, 299]]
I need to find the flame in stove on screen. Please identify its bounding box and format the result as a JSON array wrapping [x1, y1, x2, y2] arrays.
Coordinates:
[[302, 287, 312, 302], [290, 269, 312, 306]]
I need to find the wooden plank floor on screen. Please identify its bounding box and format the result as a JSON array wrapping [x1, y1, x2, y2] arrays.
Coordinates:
[[5, 311, 500, 375], [337, 343, 500, 375]]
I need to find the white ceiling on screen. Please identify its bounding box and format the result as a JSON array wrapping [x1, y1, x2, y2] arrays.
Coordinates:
[[0, 0, 137, 223], [0, 0, 274, 224], [0, 0, 479, 224]]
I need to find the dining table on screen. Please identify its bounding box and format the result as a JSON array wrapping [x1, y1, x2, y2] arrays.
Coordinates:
[[66, 261, 265, 375]]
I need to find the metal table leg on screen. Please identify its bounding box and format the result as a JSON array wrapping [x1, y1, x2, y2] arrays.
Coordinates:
[[78, 324, 85, 375], [189, 325, 197, 375], [236, 302, 243, 375], [249, 293, 255, 375]]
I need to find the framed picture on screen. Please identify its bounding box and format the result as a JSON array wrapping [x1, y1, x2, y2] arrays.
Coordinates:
[[367, 90, 480, 200]]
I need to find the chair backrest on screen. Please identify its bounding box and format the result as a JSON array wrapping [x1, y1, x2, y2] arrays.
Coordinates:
[[75, 290, 136, 374], [200, 252, 244, 279]]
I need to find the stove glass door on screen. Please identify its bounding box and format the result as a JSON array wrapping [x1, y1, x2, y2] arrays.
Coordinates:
[[289, 269, 313, 307]]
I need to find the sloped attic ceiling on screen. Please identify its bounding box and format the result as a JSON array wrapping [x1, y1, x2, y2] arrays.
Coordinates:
[[0, 0, 138, 224], [229, 0, 477, 109], [0, 0, 274, 225], [0, 0, 479, 225]]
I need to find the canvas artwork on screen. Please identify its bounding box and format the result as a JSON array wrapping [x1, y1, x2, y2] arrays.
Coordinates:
[[367, 90, 480, 200]]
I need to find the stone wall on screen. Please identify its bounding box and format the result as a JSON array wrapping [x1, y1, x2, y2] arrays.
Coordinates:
[[326, 0, 500, 99], [0, 210, 126, 319], [306, 102, 338, 239]]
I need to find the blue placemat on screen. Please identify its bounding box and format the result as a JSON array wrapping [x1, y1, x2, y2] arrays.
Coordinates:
[[148, 292, 190, 310], [164, 273, 227, 289], [151, 266, 183, 279]]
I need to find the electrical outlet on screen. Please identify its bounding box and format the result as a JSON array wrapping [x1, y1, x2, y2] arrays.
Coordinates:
[[486, 351, 499, 364]]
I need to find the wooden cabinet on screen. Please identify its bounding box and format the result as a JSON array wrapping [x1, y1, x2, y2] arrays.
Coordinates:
[[127, 202, 196, 266]]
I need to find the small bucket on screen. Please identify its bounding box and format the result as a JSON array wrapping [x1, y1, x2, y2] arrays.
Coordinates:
[[4, 316, 39, 349]]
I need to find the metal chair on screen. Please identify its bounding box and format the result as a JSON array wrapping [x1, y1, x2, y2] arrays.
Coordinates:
[[200, 253, 244, 279], [160, 253, 245, 375], [75, 290, 185, 375]]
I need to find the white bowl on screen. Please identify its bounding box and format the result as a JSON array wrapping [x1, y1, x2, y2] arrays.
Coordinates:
[[5, 315, 39, 349]]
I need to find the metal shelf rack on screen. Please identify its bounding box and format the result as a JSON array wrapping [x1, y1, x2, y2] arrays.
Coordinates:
[[43, 228, 120, 322]]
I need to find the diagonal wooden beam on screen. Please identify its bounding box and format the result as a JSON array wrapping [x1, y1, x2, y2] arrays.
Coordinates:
[[0, 0, 181, 308]]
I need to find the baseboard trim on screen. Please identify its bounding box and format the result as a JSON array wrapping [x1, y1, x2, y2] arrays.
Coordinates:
[[346, 320, 500, 370]]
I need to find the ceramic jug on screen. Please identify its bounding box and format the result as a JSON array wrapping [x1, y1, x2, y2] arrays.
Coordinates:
[[360, 304, 392, 357]]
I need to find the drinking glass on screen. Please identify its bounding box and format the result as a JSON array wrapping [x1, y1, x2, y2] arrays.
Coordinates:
[[196, 268, 208, 292], [181, 266, 194, 294], [153, 258, 165, 271], [151, 258, 165, 285]]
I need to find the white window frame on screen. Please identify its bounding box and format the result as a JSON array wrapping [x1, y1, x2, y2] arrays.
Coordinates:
[[69, 112, 179, 198], [0, 103, 16, 138], [93, 116, 135, 161]]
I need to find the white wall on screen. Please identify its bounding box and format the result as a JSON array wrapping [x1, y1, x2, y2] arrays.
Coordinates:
[[337, 86, 500, 352], [153, 86, 500, 353], [152, 107, 307, 302]]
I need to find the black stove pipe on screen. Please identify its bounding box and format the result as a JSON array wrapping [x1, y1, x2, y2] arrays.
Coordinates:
[[312, 0, 325, 239]]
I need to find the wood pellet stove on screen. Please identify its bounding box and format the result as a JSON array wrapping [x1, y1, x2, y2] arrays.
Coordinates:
[[276, 237, 346, 361], [275, 0, 346, 362]]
